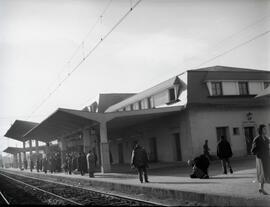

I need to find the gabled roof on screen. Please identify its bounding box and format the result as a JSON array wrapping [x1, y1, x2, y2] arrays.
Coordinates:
[[105, 76, 187, 112], [188, 66, 270, 81], [187, 67, 270, 106], [4, 120, 39, 141], [188, 65, 270, 73], [98, 93, 136, 113]]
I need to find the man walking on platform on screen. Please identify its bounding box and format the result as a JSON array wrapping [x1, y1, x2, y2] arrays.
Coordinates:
[[217, 136, 233, 174], [131, 142, 149, 183]]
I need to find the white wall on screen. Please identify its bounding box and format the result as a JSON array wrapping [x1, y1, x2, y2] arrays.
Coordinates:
[[108, 111, 192, 164], [188, 107, 270, 158], [153, 90, 169, 106]]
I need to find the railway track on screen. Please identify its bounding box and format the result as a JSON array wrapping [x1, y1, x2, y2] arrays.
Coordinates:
[[0, 191, 10, 205], [0, 170, 164, 206]]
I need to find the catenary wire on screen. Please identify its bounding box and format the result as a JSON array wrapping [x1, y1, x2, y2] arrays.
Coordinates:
[[195, 29, 270, 68], [26, 0, 143, 120], [28, 0, 113, 114]]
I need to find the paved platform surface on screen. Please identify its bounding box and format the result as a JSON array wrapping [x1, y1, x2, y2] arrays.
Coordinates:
[[2, 156, 270, 206]]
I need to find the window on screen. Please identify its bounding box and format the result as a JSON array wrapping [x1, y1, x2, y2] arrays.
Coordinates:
[[147, 97, 154, 108], [125, 105, 131, 111], [264, 82, 270, 89], [216, 127, 230, 142], [211, 82, 223, 96], [233, 127, 240, 135], [138, 100, 142, 110], [141, 99, 148, 109], [133, 102, 139, 110], [238, 82, 249, 95], [169, 88, 176, 101]]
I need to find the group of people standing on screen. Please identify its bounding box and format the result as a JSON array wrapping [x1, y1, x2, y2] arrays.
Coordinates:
[[188, 135, 234, 180], [26, 149, 97, 178], [63, 150, 97, 177]]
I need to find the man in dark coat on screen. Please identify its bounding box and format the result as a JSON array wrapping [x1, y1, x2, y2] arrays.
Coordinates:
[[203, 140, 211, 160], [188, 154, 210, 179], [131, 142, 149, 183], [30, 158, 34, 172], [217, 136, 233, 174], [82, 152, 88, 175], [36, 157, 40, 172], [67, 153, 73, 175], [78, 152, 87, 176]]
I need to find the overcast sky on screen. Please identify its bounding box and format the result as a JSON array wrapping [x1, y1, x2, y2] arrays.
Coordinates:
[[0, 0, 270, 154]]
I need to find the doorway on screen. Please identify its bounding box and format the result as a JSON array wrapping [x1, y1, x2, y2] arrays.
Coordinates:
[[149, 137, 158, 162], [173, 133, 182, 161], [118, 143, 124, 164], [244, 127, 255, 155], [216, 127, 230, 142]]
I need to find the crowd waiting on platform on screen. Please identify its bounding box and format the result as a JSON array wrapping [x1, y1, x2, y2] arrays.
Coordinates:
[[22, 149, 97, 178]]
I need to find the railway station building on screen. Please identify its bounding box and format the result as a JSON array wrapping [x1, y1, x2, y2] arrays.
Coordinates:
[[3, 66, 270, 173]]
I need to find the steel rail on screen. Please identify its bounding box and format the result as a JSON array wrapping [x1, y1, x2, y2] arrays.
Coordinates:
[[0, 172, 83, 206], [0, 170, 166, 206], [0, 191, 10, 205]]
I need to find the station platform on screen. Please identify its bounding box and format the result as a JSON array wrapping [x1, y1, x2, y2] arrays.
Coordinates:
[[2, 156, 270, 206]]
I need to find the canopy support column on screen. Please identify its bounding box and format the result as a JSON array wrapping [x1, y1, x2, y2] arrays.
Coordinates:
[[23, 141, 27, 169], [99, 122, 111, 173], [13, 153, 18, 168], [59, 138, 67, 169], [35, 140, 39, 154], [18, 152, 22, 169], [83, 128, 91, 154], [29, 139, 33, 157]]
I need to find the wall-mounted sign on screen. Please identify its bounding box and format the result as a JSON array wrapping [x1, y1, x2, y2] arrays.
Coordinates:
[[246, 112, 253, 121]]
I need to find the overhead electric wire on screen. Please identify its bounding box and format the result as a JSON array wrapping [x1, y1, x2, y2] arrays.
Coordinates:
[[212, 14, 270, 50], [144, 15, 270, 91], [26, 0, 143, 120], [35, 0, 113, 103], [195, 29, 270, 68]]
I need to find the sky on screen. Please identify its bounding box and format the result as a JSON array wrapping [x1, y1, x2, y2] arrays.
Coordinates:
[[0, 0, 270, 155]]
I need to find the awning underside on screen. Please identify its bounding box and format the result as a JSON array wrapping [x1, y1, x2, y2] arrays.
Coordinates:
[[4, 147, 22, 154], [3, 145, 58, 154], [4, 120, 38, 141], [22, 106, 184, 142], [23, 109, 101, 142]]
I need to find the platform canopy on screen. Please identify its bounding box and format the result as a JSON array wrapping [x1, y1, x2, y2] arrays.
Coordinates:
[[4, 120, 39, 142], [3, 147, 23, 154], [23, 108, 106, 142], [22, 106, 184, 143], [256, 86, 270, 98]]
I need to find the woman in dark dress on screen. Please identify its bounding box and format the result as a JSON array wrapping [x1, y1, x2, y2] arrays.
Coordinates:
[[251, 124, 270, 195]]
